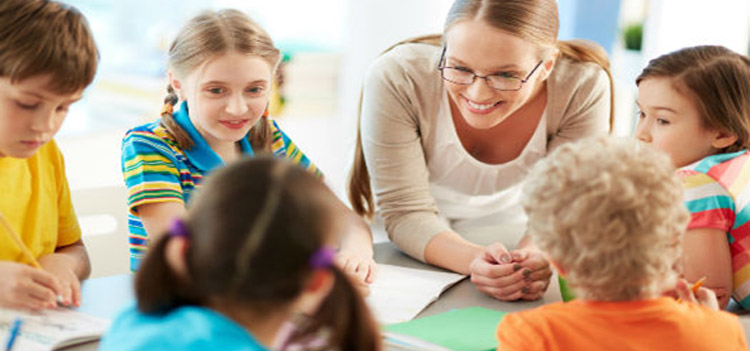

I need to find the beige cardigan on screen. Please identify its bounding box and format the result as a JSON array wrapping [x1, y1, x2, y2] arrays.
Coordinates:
[[360, 43, 610, 261]]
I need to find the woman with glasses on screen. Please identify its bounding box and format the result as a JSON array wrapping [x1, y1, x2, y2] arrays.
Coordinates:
[[349, 0, 613, 301]]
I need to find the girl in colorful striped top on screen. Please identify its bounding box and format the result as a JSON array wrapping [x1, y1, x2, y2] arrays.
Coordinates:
[[121, 9, 376, 291], [635, 45, 750, 309]]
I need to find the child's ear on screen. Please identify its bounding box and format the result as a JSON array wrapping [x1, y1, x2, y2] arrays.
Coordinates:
[[167, 70, 185, 100], [306, 269, 334, 295], [165, 237, 190, 279], [711, 130, 739, 150], [293, 270, 335, 315]]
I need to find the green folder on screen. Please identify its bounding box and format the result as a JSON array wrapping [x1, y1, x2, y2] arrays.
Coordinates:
[[383, 306, 506, 351]]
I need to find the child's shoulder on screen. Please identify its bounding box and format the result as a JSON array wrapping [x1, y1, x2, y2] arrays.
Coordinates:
[[672, 300, 745, 331], [265, 115, 281, 132], [102, 304, 262, 351], [680, 150, 750, 186], [4, 140, 67, 179], [123, 120, 181, 153], [685, 150, 750, 174], [36, 139, 64, 162], [265, 116, 286, 148], [501, 301, 574, 328]]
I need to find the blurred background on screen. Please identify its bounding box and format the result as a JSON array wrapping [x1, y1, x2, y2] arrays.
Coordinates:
[[54, 0, 750, 276]]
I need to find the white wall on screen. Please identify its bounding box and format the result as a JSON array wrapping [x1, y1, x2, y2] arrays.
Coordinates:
[[644, 0, 750, 60], [337, 0, 454, 148]]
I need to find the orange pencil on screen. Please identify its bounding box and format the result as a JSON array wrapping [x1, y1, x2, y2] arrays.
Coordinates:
[[691, 276, 707, 293], [675, 276, 708, 303]]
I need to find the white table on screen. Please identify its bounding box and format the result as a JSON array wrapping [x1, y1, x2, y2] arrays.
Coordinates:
[[65, 242, 750, 350]]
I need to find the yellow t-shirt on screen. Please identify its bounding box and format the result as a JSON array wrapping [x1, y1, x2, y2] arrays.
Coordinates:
[[0, 140, 81, 264]]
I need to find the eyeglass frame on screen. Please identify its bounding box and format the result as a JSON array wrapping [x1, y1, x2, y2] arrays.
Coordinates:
[[437, 46, 544, 91]]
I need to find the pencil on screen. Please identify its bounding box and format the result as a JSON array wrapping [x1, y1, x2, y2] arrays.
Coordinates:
[[0, 212, 41, 269], [4, 318, 22, 351], [691, 276, 707, 293]]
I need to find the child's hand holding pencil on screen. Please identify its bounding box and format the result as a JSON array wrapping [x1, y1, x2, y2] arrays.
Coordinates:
[[675, 277, 718, 310], [0, 213, 64, 310], [0, 261, 62, 310]]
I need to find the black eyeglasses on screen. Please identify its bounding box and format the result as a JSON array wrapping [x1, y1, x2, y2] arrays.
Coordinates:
[[437, 46, 543, 91]]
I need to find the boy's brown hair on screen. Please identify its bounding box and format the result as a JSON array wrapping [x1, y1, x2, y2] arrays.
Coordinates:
[[0, 0, 99, 93], [637, 46, 750, 153]]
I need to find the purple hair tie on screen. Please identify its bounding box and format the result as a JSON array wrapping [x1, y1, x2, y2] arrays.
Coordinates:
[[169, 218, 190, 238], [309, 247, 336, 269]]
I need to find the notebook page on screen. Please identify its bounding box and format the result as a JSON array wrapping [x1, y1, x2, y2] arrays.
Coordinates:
[[367, 264, 466, 324], [0, 307, 110, 351]]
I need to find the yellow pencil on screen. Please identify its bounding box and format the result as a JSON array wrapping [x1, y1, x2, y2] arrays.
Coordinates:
[[0, 212, 42, 269]]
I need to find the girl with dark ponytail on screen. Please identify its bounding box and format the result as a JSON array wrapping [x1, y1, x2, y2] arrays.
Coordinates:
[[121, 9, 377, 289], [102, 157, 381, 351]]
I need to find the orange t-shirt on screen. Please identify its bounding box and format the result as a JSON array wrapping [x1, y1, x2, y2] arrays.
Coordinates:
[[497, 297, 747, 351]]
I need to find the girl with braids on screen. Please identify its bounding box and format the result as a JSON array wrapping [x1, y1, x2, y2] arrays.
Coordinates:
[[349, 0, 612, 302], [635, 46, 750, 310], [121, 9, 376, 288], [102, 157, 381, 351]]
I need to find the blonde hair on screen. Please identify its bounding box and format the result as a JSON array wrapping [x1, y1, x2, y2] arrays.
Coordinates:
[[0, 0, 98, 94], [637, 45, 750, 153], [523, 137, 688, 301], [161, 9, 281, 151], [348, 0, 614, 219]]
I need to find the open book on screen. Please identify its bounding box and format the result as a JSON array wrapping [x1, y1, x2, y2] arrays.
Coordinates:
[[366, 264, 466, 324], [0, 307, 110, 351]]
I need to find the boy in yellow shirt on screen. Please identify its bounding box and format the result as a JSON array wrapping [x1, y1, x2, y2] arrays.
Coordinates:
[[497, 137, 748, 351], [0, 0, 98, 310]]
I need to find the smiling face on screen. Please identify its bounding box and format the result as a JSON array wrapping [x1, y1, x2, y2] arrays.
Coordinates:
[[442, 19, 553, 130], [0, 75, 82, 158], [635, 77, 736, 168], [171, 52, 273, 150]]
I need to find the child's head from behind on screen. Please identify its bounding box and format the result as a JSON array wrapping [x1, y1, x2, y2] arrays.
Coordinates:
[[636, 45, 750, 168], [139, 157, 337, 311], [136, 157, 379, 350], [0, 0, 98, 158], [523, 137, 688, 301], [162, 9, 281, 151]]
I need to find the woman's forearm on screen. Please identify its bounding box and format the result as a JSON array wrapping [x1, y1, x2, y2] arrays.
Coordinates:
[[424, 231, 483, 275]]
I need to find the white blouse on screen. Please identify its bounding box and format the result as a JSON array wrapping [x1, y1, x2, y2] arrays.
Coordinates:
[[426, 89, 548, 246]]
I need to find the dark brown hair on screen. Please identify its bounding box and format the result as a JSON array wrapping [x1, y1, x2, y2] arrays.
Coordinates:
[[135, 157, 380, 351], [161, 9, 281, 152], [636, 45, 750, 153], [0, 0, 99, 93], [348, 0, 614, 219]]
